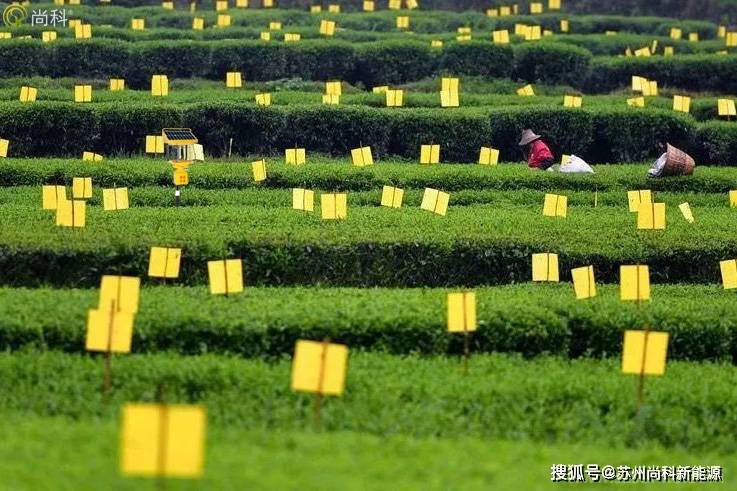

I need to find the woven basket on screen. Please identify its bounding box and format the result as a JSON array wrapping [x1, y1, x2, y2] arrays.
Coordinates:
[[661, 144, 695, 176]]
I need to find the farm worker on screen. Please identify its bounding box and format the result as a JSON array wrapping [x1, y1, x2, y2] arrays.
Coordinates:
[[647, 143, 696, 178], [519, 129, 554, 170]]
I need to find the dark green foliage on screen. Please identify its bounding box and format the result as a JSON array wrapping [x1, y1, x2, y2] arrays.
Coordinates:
[[513, 42, 593, 86]]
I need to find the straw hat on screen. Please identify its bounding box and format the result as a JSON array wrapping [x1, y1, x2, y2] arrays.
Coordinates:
[[661, 143, 695, 176], [519, 129, 542, 146]]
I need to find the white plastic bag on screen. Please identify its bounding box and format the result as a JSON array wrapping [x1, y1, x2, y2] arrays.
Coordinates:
[[560, 155, 594, 174], [647, 153, 667, 178]]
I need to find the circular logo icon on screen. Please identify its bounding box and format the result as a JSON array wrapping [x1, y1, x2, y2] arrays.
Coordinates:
[[3, 3, 28, 27]]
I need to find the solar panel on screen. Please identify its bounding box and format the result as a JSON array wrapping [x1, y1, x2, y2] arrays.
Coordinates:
[[162, 128, 197, 143]]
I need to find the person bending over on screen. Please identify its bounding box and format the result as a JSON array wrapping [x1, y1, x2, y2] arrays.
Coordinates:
[[519, 129, 554, 170]]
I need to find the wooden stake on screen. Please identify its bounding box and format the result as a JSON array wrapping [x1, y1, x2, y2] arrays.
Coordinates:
[[314, 338, 329, 431], [103, 299, 116, 397]]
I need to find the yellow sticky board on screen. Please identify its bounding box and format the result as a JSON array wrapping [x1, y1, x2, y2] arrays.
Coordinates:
[[82, 152, 103, 161], [634, 47, 651, 57], [381, 186, 404, 208], [226, 72, 242, 88], [85, 308, 134, 353], [385, 89, 404, 107], [517, 84, 535, 96], [440, 90, 459, 108], [19, 86, 37, 102], [292, 188, 315, 212], [420, 144, 440, 164], [720, 259, 737, 289], [42, 31, 58, 42], [673, 95, 691, 113], [718, 26, 727, 38], [499, 6, 511, 16], [548, 0, 561, 9], [363, 0, 375, 11], [396, 16, 409, 29], [255, 93, 272, 106], [102, 188, 130, 211], [447, 291, 477, 333], [388, 0, 401, 9], [42, 185, 67, 210], [310, 5, 321, 12], [193, 17, 205, 30], [69, 19, 80, 28], [109, 79, 125, 91], [0, 139, 7, 158], [664, 46, 674, 56], [291, 340, 348, 395], [631, 76, 647, 92], [236, 0, 248, 7], [72, 177, 92, 199], [263, 0, 274, 7], [492, 30, 510, 44], [56, 199, 86, 228], [651, 39, 659, 53], [405, 0, 418, 8], [679, 202, 694, 223], [563, 95, 582, 108], [320, 20, 336, 36], [718, 99, 736, 117], [148, 247, 182, 279], [628, 190, 652, 212], [560, 19, 569, 32], [145, 135, 164, 154], [216, 0, 228, 10], [689, 32, 699, 42], [571, 266, 596, 300], [328, 4, 340, 13], [561, 154, 571, 166], [420, 188, 450, 216], [321, 193, 348, 220], [121, 404, 206, 478], [457, 27, 471, 35], [621, 330, 669, 376], [730, 190, 737, 207], [431, 40, 443, 48], [269, 21, 282, 30], [252, 159, 267, 182], [531, 253, 559, 282], [0, 33, 10, 39], [284, 33, 301, 42], [372, 86, 389, 93], [525, 25, 542, 41], [441, 78, 459, 92], [162, 0, 174, 8], [151, 75, 169, 97], [543, 193, 567, 218], [74, 85, 92, 103], [322, 94, 340, 105], [620, 265, 650, 301], [131, 18, 145, 30], [351, 147, 373, 167], [208, 259, 244, 295], [627, 97, 645, 108], [642, 81, 658, 96], [75, 24, 92, 39], [478, 147, 499, 166], [605, 30, 617, 36], [487, 8, 498, 16], [637, 202, 666, 230], [285, 148, 306, 165], [456, 35, 471, 42], [529, 2, 543, 13], [670, 27, 682, 39]]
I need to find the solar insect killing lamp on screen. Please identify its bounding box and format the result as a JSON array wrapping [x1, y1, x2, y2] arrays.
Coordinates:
[[162, 128, 199, 206]]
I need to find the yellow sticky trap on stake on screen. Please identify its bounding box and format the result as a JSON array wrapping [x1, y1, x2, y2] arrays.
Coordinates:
[[396, 16, 409, 29], [321, 193, 348, 220], [431, 40, 443, 48], [718, 25, 727, 38], [207, 259, 244, 295], [131, 18, 145, 30], [72, 177, 92, 199], [263, 0, 274, 7], [447, 291, 477, 333], [148, 247, 182, 279], [689, 32, 699, 42], [381, 186, 404, 208], [0, 139, 8, 158], [19, 86, 37, 102], [718, 99, 736, 117], [530, 2, 543, 13], [86, 309, 134, 353], [363, 0, 375, 11], [670, 27, 682, 39], [56, 199, 86, 228], [42, 185, 67, 210], [42, 31, 57, 42], [622, 330, 669, 376], [252, 159, 267, 182], [664, 46, 674, 56], [457, 27, 471, 35], [673, 95, 691, 113], [405, 0, 418, 8], [420, 144, 440, 164], [620, 265, 650, 301], [145, 135, 165, 154], [549, 0, 561, 8], [631, 76, 647, 92], [560, 19, 569, 32], [517, 84, 535, 96], [98, 275, 140, 314], [236, 0, 248, 7], [328, 3, 340, 12], [216, 0, 228, 10], [499, 6, 511, 15], [730, 190, 737, 207], [372, 86, 389, 94], [492, 30, 510, 44], [121, 404, 206, 478], [310, 5, 321, 12], [75, 23, 92, 39], [637, 202, 666, 230], [162, 0, 174, 8], [564, 95, 582, 108], [720, 259, 737, 289], [420, 188, 449, 216], [441, 77, 459, 92], [388, 0, 400, 9], [487, 8, 499, 16], [110, 79, 125, 91], [284, 33, 301, 42], [525, 25, 542, 41], [103, 188, 130, 211], [226, 72, 242, 88], [642, 81, 658, 96], [151, 75, 169, 96], [193, 17, 204, 30], [385, 89, 404, 107], [532, 253, 559, 282], [269, 21, 282, 30], [322, 94, 340, 105], [285, 148, 306, 165], [634, 47, 651, 57], [82, 152, 103, 161], [627, 97, 646, 108], [217, 14, 231, 27], [292, 188, 315, 212], [320, 20, 336, 36], [679, 202, 694, 223], [325, 81, 342, 95], [351, 147, 373, 167], [543, 193, 567, 218], [571, 266, 596, 300], [255, 93, 272, 106], [74, 85, 92, 103], [479, 147, 499, 166], [724, 32, 737, 48], [628, 190, 652, 213], [440, 90, 459, 107], [651, 39, 659, 53], [456, 35, 471, 42], [291, 340, 349, 396]]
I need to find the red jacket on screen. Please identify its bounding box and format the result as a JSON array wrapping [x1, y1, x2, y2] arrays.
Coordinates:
[[527, 140, 554, 168]]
